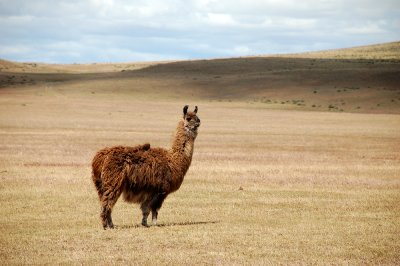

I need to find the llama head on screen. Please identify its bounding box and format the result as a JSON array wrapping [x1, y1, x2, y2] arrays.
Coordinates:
[[183, 105, 201, 136]]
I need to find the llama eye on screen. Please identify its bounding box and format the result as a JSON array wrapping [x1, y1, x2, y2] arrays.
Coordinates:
[[186, 117, 191, 121]]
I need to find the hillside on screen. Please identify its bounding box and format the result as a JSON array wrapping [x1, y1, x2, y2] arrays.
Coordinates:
[[0, 59, 160, 73], [275, 41, 400, 60], [1, 42, 400, 114]]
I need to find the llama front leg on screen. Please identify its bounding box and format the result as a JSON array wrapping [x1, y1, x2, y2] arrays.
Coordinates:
[[150, 192, 167, 225], [140, 200, 151, 227], [141, 213, 150, 227], [151, 209, 158, 225]]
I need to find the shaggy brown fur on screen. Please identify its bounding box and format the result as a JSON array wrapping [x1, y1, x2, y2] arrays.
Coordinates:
[[91, 105, 200, 229]]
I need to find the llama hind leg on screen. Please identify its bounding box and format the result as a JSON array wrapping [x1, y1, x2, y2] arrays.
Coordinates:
[[150, 192, 167, 225], [100, 189, 122, 229], [100, 204, 112, 229]]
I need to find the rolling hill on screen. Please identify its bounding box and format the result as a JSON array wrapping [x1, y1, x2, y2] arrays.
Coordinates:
[[1, 41, 399, 114], [275, 41, 400, 60]]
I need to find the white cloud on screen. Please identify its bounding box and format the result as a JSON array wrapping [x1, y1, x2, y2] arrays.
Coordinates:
[[342, 21, 387, 35], [205, 13, 236, 26], [261, 17, 317, 30], [231, 45, 253, 55], [0, 44, 32, 55], [0, 0, 399, 63]]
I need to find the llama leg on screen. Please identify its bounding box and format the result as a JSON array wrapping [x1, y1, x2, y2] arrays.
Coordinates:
[[151, 208, 158, 225], [150, 192, 167, 225], [100, 189, 122, 229], [140, 201, 151, 227], [100, 204, 112, 229]]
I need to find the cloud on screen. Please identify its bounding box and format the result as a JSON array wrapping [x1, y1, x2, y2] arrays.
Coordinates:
[[0, 0, 399, 63], [204, 13, 237, 26], [0, 44, 32, 55]]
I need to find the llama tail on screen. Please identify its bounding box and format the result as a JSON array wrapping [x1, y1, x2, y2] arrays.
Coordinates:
[[91, 149, 110, 198]]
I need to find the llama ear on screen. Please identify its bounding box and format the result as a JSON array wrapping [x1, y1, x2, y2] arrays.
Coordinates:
[[183, 105, 189, 116], [194, 106, 198, 113]]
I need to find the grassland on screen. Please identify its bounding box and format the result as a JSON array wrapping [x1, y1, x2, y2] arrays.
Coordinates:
[[1, 43, 400, 264]]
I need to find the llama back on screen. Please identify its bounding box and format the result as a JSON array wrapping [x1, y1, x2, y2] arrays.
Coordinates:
[[100, 147, 172, 194], [123, 147, 173, 192], [91, 144, 150, 197]]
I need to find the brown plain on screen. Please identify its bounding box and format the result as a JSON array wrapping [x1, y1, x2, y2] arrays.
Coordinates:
[[0, 42, 399, 264]]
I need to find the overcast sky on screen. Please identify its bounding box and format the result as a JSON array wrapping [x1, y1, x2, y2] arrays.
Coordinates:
[[0, 0, 399, 63]]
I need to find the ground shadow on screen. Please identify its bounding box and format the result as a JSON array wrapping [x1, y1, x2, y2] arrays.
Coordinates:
[[117, 220, 220, 230]]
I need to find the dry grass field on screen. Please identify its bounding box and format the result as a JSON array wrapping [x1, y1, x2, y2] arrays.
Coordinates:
[[1, 43, 400, 264]]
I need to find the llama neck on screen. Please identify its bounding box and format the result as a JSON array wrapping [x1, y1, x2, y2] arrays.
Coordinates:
[[170, 121, 196, 173]]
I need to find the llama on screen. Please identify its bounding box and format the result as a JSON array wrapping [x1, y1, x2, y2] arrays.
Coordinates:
[[91, 105, 200, 229]]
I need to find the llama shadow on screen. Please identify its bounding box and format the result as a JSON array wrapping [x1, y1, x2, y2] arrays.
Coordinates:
[[117, 220, 220, 230]]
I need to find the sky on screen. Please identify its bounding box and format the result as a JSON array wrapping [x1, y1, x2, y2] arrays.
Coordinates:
[[0, 0, 399, 63]]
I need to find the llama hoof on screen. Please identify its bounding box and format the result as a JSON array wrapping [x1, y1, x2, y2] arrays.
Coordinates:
[[152, 219, 157, 226], [142, 216, 150, 227], [141, 219, 149, 227], [103, 225, 114, 230]]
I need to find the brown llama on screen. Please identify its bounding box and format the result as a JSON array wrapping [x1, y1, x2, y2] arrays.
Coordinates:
[[91, 105, 200, 229]]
